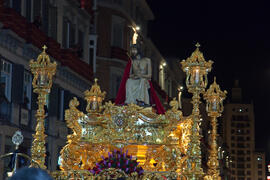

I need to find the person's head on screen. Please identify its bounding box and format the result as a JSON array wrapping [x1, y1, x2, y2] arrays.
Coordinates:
[[9, 167, 53, 180]]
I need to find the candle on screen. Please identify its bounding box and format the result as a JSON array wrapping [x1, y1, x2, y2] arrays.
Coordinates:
[[212, 99, 217, 111], [92, 96, 97, 110], [195, 69, 199, 84], [178, 91, 182, 109]]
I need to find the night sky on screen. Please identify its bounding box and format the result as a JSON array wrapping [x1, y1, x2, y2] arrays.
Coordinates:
[[146, 0, 270, 162]]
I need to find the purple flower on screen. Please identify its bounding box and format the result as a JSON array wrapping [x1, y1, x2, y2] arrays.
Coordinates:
[[117, 162, 120, 167], [101, 156, 105, 160], [108, 163, 111, 167], [125, 168, 129, 172], [126, 160, 129, 165]]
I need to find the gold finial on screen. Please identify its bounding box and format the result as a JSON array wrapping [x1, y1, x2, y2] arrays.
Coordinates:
[[214, 76, 216, 83], [94, 78, 98, 84], [195, 42, 200, 49], [42, 45, 47, 52]]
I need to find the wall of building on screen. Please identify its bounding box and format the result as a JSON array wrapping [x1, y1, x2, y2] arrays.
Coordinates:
[[0, 0, 94, 178]]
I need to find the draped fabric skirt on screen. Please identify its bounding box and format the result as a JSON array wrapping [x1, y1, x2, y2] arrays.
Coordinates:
[[125, 78, 150, 105]]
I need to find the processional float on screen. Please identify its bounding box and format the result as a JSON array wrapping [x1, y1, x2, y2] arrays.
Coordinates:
[[1, 43, 227, 180]]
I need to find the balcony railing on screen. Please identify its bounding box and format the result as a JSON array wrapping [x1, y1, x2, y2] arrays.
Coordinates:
[[0, 7, 93, 81]]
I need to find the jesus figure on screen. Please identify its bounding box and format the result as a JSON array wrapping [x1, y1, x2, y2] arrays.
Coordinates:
[[125, 45, 152, 105]]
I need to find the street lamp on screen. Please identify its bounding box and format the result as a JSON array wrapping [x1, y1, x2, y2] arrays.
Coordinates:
[[203, 77, 227, 180], [29, 45, 57, 169], [180, 43, 213, 179]]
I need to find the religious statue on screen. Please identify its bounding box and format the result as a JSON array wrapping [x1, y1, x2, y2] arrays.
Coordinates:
[[125, 45, 152, 105], [115, 30, 165, 114]]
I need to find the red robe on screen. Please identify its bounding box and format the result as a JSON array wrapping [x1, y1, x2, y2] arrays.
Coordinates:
[[115, 58, 165, 114]]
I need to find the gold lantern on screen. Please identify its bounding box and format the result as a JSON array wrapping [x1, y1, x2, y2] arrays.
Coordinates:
[[203, 77, 227, 180], [180, 43, 213, 179], [84, 78, 106, 114], [29, 45, 57, 169], [181, 43, 213, 92], [204, 77, 227, 117]]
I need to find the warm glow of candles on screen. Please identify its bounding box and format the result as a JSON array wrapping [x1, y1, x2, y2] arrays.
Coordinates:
[[194, 68, 200, 84], [212, 98, 217, 111]]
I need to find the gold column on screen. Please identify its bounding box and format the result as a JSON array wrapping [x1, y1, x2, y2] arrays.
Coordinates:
[[30, 45, 57, 169], [203, 77, 226, 180], [181, 43, 213, 179]]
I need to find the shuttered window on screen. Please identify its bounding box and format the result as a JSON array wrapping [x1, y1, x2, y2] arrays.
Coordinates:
[[1, 59, 12, 102], [33, 0, 41, 21], [111, 15, 125, 48], [42, 0, 49, 34], [62, 18, 75, 48], [23, 71, 32, 110], [49, 5, 57, 40], [25, 0, 32, 22]]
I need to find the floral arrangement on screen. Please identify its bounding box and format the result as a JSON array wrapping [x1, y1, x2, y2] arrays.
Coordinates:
[[90, 149, 144, 176]]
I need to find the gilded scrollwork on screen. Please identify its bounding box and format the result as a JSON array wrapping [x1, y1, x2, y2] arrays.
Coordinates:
[[59, 80, 193, 178]]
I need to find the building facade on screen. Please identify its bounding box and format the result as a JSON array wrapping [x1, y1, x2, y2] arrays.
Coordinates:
[[0, 0, 180, 178], [223, 81, 266, 180], [0, 0, 95, 178]]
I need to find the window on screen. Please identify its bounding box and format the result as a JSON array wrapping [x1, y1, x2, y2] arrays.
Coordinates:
[[89, 34, 97, 71], [62, 18, 75, 48], [237, 143, 245, 148], [246, 164, 251, 168], [23, 71, 32, 110], [237, 164, 244, 168], [258, 164, 262, 169], [49, 5, 58, 40], [77, 29, 84, 58], [237, 150, 244, 155], [258, 171, 262, 175], [111, 15, 125, 48], [25, 0, 32, 22], [58, 89, 65, 121], [1, 59, 12, 102]]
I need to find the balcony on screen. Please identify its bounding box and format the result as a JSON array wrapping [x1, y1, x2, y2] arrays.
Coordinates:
[[0, 7, 93, 81]]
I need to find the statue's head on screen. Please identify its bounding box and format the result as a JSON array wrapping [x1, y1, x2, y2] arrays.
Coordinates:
[[130, 44, 142, 59]]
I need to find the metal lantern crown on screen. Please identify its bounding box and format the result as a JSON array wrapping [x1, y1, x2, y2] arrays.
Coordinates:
[[204, 77, 227, 116], [29, 45, 57, 93], [181, 43, 213, 92], [84, 78, 106, 113]]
